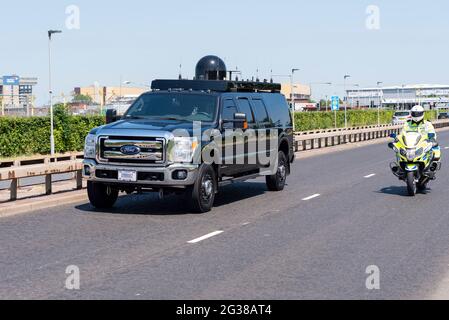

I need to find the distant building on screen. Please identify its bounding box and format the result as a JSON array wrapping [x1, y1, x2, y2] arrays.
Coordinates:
[[281, 83, 312, 111], [0, 76, 38, 113], [74, 86, 147, 107], [346, 84, 449, 110]]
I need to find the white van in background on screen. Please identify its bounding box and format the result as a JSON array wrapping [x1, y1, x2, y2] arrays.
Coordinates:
[[392, 111, 411, 125]]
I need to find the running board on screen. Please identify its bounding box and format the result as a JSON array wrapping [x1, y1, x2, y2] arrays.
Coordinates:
[[219, 173, 261, 187]]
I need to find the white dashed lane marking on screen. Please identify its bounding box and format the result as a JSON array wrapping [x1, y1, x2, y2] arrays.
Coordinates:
[[302, 194, 321, 201], [188, 231, 224, 244], [364, 174, 376, 178]]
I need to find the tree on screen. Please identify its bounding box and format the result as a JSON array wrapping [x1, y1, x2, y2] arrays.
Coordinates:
[[72, 93, 93, 103]]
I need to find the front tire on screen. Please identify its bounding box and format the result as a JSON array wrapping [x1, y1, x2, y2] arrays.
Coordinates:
[[266, 151, 288, 192], [187, 164, 217, 213], [406, 172, 417, 196], [87, 181, 119, 209], [417, 180, 428, 192]]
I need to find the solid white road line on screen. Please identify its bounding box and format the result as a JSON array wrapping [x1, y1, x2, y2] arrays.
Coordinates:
[[302, 194, 321, 201], [364, 174, 376, 178], [188, 231, 224, 244]]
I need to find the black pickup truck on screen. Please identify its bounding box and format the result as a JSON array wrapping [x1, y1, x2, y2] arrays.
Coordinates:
[[83, 72, 294, 213]]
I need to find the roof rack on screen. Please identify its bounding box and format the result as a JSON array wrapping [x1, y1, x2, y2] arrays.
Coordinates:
[[151, 80, 281, 93]]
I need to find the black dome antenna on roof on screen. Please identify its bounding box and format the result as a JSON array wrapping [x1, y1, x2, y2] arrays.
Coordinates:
[[195, 55, 227, 81]]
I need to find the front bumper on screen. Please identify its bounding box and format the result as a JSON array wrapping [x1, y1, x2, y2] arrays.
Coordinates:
[[83, 159, 199, 187]]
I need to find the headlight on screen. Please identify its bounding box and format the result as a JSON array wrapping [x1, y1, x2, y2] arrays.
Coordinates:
[[84, 134, 97, 159], [415, 148, 424, 157], [400, 149, 407, 158], [406, 149, 416, 161], [169, 137, 199, 163]]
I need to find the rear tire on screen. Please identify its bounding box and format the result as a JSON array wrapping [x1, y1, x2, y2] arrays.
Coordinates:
[[266, 151, 288, 192], [87, 181, 119, 209], [406, 172, 417, 196], [187, 164, 217, 213]]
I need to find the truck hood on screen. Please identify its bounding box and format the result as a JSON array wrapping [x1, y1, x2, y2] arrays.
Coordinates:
[[93, 119, 216, 136]]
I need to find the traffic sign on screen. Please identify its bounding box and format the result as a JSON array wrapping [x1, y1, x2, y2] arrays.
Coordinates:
[[2, 75, 20, 86], [331, 96, 340, 111]]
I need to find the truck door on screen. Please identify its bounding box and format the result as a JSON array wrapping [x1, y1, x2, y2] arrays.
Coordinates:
[[250, 98, 274, 170], [220, 98, 239, 176]]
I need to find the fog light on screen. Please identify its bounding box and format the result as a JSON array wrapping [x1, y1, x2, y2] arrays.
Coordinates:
[[173, 170, 188, 180]]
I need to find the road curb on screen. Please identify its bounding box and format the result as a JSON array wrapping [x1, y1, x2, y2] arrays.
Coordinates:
[[296, 125, 449, 159], [0, 191, 88, 219]]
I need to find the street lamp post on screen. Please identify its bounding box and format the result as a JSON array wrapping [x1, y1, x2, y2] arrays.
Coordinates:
[[123, 80, 151, 89], [48, 30, 62, 156], [402, 85, 406, 110], [344, 75, 350, 128], [290, 69, 300, 111], [291, 69, 300, 132], [353, 84, 360, 109], [309, 82, 332, 111], [377, 81, 383, 126]]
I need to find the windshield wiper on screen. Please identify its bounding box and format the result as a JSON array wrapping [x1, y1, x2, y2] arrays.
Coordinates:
[[156, 117, 186, 121], [124, 115, 147, 120]]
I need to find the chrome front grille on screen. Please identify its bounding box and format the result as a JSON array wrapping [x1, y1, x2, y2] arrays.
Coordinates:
[[99, 136, 165, 164]]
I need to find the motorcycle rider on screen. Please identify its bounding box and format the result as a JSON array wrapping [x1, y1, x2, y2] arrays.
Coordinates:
[[402, 105, 441, 161]]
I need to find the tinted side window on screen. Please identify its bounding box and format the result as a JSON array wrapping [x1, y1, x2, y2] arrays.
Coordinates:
[[236, 98, 255, 123], [261, 93, 292, 127], [222, 99, 237, 120], [252, 99, 270, 124]]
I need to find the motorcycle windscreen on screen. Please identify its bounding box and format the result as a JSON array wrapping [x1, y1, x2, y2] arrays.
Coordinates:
[[403, 132, 422, 148]]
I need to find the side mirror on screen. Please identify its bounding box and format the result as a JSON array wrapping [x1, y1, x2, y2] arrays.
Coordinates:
[[428, 133, 436, 140], [106, 109, 118, 124], [390, 133, 397, 139], [223, 113, 248, 130], [233, 113, 248, 130]]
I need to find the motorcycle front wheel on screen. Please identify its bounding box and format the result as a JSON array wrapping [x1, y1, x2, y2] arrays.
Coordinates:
[[406, 171, 417, 196]]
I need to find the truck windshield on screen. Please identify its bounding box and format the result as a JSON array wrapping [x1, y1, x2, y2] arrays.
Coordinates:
[[124, 93, 217, 122]]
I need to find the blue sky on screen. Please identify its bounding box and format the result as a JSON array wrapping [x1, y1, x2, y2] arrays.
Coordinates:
[[2, 0, 449, 105]]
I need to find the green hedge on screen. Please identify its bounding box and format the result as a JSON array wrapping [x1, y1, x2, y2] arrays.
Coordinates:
[[0, 107, 441, 157], [294, 110, 438, 132], [0, 106, 105, 158]]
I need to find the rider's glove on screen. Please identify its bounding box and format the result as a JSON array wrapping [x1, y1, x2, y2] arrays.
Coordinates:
[[428, 138, 438, 148]]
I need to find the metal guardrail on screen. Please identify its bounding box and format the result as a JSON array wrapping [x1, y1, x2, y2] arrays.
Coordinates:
[[294, 120, 449, 152], [0, 153, 84, 201], [1, 120, 449, 202]]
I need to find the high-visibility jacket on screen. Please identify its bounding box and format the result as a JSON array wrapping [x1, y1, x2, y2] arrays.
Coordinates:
[[402, 120, 436, 139]]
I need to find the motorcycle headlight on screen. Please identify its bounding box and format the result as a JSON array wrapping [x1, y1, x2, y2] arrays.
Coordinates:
[[84, 134, 97, 159], [400, 149, 407, 158], [406, 149, 416, 161], [415, 148, 424, 158], [169, 137, 199, 163]]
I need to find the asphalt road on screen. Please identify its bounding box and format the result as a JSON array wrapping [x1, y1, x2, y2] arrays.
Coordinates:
[[1, 131, 449, 300]]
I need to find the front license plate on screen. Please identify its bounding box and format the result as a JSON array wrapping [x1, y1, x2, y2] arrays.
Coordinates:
[[118, 170, 137, 182]]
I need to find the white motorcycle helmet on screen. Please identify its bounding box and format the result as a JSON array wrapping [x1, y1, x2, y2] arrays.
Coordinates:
[[411, 105, 425, 123]]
